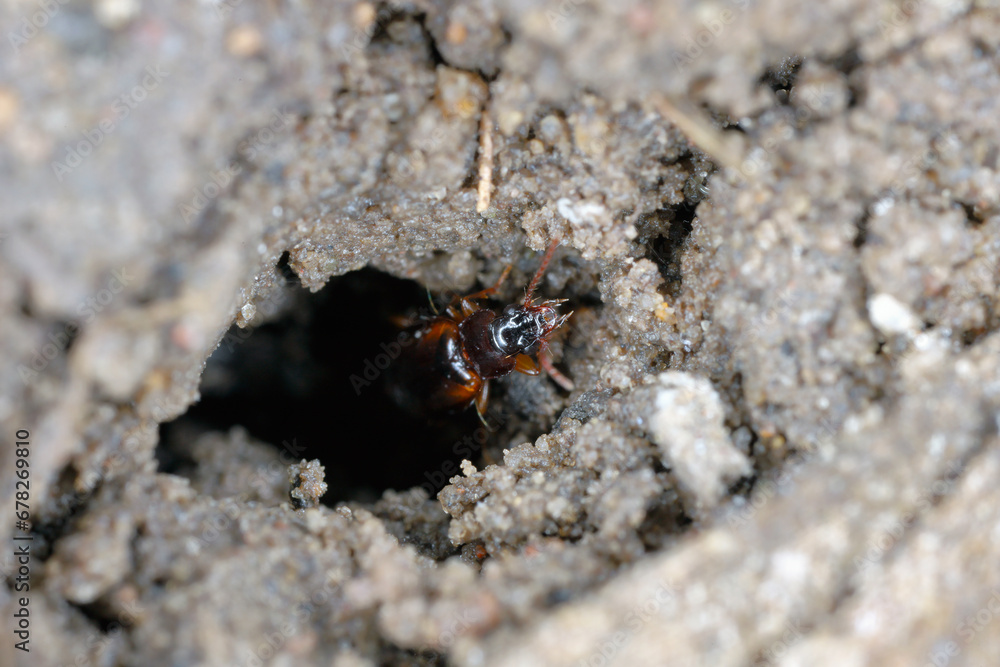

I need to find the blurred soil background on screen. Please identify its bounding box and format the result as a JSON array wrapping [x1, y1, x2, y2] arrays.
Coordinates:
[[2, 0, 1000, 665]]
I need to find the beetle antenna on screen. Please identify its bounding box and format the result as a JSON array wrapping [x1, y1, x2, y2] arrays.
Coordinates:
[[426, 288, 439, 315], [524, 237, 560, 305]]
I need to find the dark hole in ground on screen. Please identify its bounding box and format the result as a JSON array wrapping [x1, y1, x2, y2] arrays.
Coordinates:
[[158, 262, 485, 505], [760, 55, 804, 94], [69, 600, 123, 634], [853, 207, 871, 248], [640, 202, 698, 297]]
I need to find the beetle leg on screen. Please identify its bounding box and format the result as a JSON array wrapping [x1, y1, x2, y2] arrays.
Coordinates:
[[390, 314, 418, 328], [459, 298, 480, 318], [444, 265, 513, 321], [462, 265, 512, 302], [539, 343, 574, 391], [513, 353, 541, 375], [475, 381, 491, 427]]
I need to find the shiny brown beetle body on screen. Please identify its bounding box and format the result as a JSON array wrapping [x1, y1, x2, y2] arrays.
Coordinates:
[[388, 240, 573, 422]]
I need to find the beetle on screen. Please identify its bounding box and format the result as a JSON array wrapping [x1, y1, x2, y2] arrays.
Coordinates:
[[387, 239, 574, 423]]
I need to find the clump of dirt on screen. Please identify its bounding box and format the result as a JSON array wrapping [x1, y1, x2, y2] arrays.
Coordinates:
[[3, 1, 1000, 666]]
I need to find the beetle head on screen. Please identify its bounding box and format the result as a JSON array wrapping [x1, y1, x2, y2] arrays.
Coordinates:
[[489, 300, 571, 357]]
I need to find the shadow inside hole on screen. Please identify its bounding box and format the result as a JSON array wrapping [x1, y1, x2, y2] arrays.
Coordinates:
[[158, 266, 484, 505], [639, 202, 697, 298]]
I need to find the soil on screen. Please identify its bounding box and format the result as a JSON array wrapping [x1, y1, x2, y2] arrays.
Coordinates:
[[2, 1, 1000, 666]]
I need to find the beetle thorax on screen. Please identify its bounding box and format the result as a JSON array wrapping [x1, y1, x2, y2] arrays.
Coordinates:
[[489, 305, 550, 356]]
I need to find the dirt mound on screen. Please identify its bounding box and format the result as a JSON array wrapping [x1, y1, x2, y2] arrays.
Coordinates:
[[2, 1, 999, 665]]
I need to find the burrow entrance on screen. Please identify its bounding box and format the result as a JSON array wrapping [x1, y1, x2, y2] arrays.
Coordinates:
[[158, 263, 487, 505]]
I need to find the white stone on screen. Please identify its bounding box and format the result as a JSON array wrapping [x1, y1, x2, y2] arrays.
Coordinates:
[[867, 292, 921, 336]]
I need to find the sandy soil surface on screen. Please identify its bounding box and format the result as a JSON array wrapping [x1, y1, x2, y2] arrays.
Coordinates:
[[2, 1, 999, 665]]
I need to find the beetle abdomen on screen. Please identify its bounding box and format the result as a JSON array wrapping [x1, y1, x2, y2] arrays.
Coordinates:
[[459, 309, 516, 380], [387, 318, 481, 415]]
